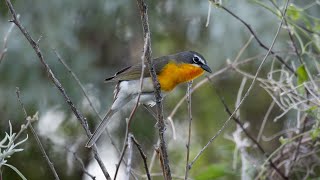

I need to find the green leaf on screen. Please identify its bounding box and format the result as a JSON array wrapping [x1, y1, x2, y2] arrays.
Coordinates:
[[279, 136, 289, 145], [311, 128, 320, 141], [3, 163, 27, 180], [297, 65, 309, 84], [296, 65, 309, 94], [287, 4, 302, 21]]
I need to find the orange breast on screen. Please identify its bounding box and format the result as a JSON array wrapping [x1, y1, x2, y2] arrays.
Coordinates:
[[157, 62, 204, 92]]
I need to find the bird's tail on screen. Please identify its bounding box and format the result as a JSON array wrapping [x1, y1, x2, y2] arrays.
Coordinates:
[[85, 109, 116, 148]]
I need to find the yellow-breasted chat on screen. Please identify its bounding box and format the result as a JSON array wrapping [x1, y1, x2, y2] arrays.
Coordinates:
[[86, 51, 212, 147]]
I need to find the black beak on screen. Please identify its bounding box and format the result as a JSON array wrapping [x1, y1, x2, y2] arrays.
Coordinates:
[[201, 64, 212, 73]]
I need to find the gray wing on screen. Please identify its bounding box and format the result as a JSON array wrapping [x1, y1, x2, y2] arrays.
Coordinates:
[[104, 58, 170, 82]]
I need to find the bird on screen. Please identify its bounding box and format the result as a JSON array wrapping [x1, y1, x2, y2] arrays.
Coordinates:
[[86, 51, 212, 147]]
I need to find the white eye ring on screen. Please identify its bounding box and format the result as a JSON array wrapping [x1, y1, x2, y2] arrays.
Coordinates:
[[193, 55, 204, 64], [193, 56, 200, 63]]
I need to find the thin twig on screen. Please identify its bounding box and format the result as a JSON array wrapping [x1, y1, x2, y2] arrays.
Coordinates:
[[219, 88, 287, 178], [114, 31, 149, 180], [13, 87, 33, 142], [217, 4, 296, 75], [189, 80, 231, 167], [135, 0, 172, 179], [114, 144, 128, 179], [206, 1, 212, 27], [53, 49, 100, 117], [16, 88, 61, 180], [257, 101, 276, 142], [131, 135, 151, 180], [269, 0, 303, 65], [288, 117, 308, 176], [296, 23, 320, 36], [206, 79, 288, 179], [184, 81, 193, 180], [64, 147, 96, 180], [53, 49, 121, 154], [125, 133, 134, 180], [0, 14, 19, 63], [148, 139, 160, 173], [234, 36, 254, 63], [271, 5, 311, 176], [4, 1, 111, 179], [114, 124, 129, 180], [190, 1, 289, 176], [29, 125, 61, 179]]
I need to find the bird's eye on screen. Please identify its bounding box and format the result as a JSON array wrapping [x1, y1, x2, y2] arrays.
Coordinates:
[[193, 56, 200, 64]]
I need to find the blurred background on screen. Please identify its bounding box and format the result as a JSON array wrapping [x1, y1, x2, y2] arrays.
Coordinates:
[[0, 0, 319, 179]]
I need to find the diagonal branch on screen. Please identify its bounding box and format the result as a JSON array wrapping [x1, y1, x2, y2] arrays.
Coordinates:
[[16, 88, 61, 180], [135, 0, 172, 179], [131, 135, 151, 180], [268, 0, 304, 65], [217, 4, 296, 75], [190, 1, 290, 177], [0, 14, 19, 64], [53, 49, 121, 155], [64, 146, 96, 180], [209, 82, 288, 179], [4, 1, 111, 179]]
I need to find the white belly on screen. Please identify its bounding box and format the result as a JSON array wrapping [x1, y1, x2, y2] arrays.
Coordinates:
[[111, 78, 157, 111], [119, 78, 155, 95]]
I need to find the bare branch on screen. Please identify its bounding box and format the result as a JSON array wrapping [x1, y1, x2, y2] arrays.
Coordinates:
[[53, 49, 100, 117], [212, 82, 288, 179], [16, 88, 61, 180], [269, 0, 304, 65], [135, 0, 172, 179], [125, 134, 134, 180], [114, 31, 150, 180], [0, 14, 19, 63], [257, 101, 276, 142], [53, 49, 121, 155], [64, 147, 96, 180], [131, 135, 151, 180], [148, 139, 160, 173], [287, 117, 308, 176], [114, 143, 128, 180], [4, 1, 111, 179], [184, 81, 193, 180], [190, 2, 290, 178], [217, 4, 296, 75]]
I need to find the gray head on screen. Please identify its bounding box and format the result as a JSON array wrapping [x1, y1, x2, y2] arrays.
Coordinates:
[[173, 51, 212, 73]]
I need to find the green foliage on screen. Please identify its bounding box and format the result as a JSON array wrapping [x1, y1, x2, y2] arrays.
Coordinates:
[[310, 127, 320, 141], [195, 164, 235, 180], [296, 64, 309, 94], [287, 4, 302, 21]]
